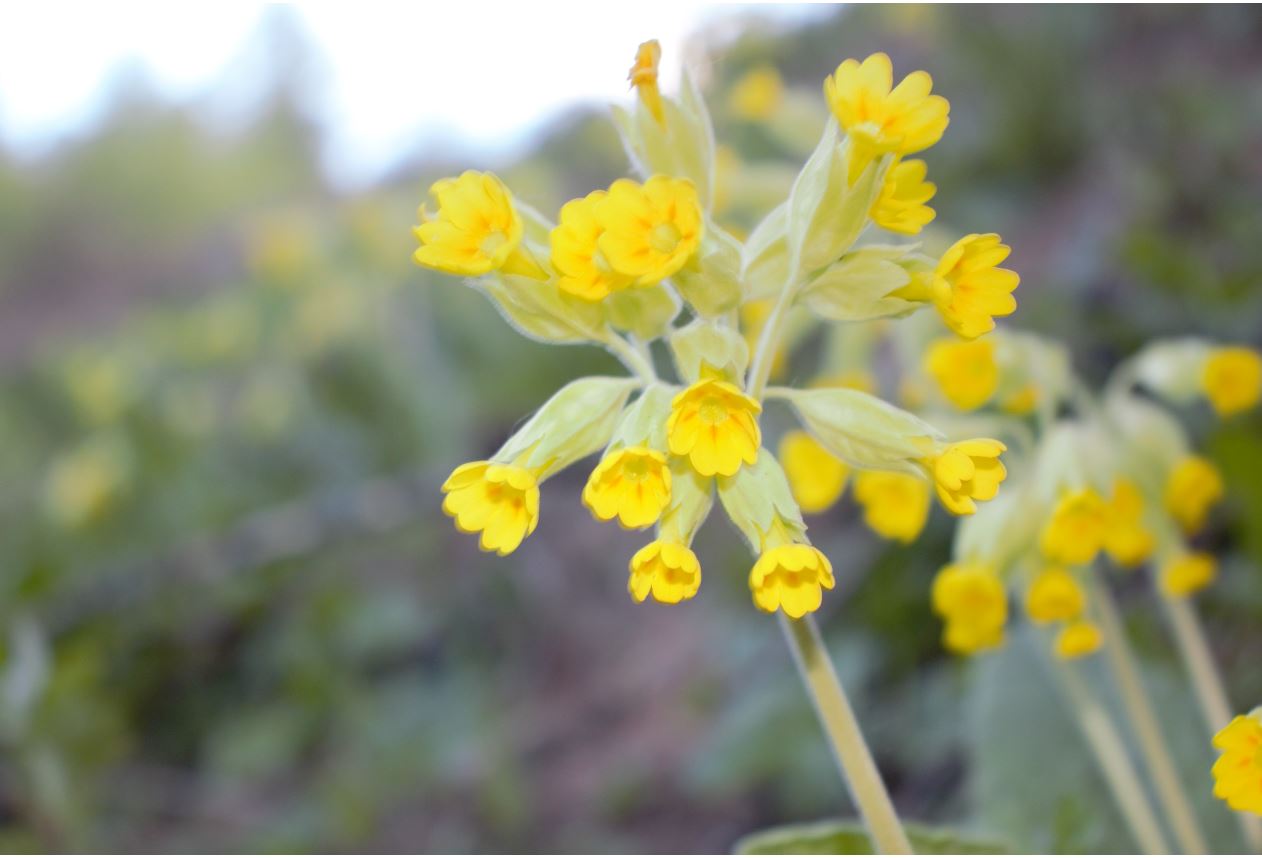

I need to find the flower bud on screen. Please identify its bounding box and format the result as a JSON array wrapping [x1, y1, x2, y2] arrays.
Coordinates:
[[668, 318, 749, 385], [800, 244, 920, 323], [779, 386, 942, 472]]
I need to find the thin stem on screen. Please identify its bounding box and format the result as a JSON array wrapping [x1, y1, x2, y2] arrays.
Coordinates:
[[1090, 575, 1209, 854], [602, 330, 657, 384], [779, 614, 913, 855], [747, 273, 798, 400]]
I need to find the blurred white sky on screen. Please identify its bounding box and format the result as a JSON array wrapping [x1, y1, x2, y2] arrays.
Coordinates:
[[0, 2, 835, 187]]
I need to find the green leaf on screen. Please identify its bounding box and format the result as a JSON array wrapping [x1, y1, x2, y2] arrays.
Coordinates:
[[735, 819, 1008, 854]]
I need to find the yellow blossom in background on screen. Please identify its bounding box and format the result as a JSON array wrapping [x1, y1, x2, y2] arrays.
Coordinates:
[[1159, 552, 1217, 599], [1103, 479, 1154, 567], [924, 439, 1007, 515], [1040, 488, 1108, 566], [628, 540, 702, 604], [921, 234, 1020, 340], [1202, 346, 1262, 417], [779, 430, 849, 514], [870, 158, 937, 235], [924, 336, 998, 410], [853, 471, 931, 543], [932, 562, 1007, 655], [550, 190, 633, 301], [823, 52, 949, 182], [1212, 712, 1262, 816], [749, 544, 835, 618], [1054, 621, 1103, 660], [628, 40, 665, 125], [1024, 567, 1085, 624], [1165, 455, 1224, 534], [582, 446, 672, 529], [728, 64, 784, 121], [595, 176, 703, 286], [441, 461, 540, 556], [1000, 383, 1039, 415], [413, 171, 544, 278], [43, 438, 131, 528], [667, 378, 761, 477]]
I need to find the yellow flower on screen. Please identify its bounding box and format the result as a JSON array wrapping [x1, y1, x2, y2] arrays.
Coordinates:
[[1202, 346, 1261, 417], [749, 544, 835, 619], [823, 52, 950, 183], [870, 158, 937, 235], [628, 540, 701, 604], [943, 620, 1005, 656], [779, 431, 849, 514], [1159, 552, 1217, 599], [924, 234, 1019, 340], [628, 40, 665, 126], [923, 439, 1007, 515], [441, 461, 540, 556], [931, 562, 1007, 655], [1164, 455, 1224, 534], [1054, 621, 1103, 660], [1024, 567, 1085, 624], [853, 471, 931, 543], [923, 337, 998, 411], [728, 64, 783, 121], [595, 176, 704, 286], [1212, 712, 1262, 816], [1040, 488, 1108, 566], [412, 171, 544, 278], [1000, 383, 1039, 416], [1103, 479, 1155, 567], [582, 446, 672, 529], [667, 378, 761, 477], [550, 190, 634, 301]]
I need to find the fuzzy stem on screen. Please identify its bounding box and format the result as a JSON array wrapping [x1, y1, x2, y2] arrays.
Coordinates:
[[602, 330, 657, 384], [780, 614, 913, 855], [747, 273, 798, 400]]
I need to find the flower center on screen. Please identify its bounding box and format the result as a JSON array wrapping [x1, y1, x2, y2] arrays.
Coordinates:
[[698, 396, 728, 425], [622, 456, 650, 481], [649, 222, 681, 255], [480, 230, 509, 258]]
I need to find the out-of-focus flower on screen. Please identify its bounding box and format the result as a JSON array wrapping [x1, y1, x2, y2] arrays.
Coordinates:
[[780, 430, 849, 514], [1164, 455, 1224, 534], [441, 462, 541, 556], [1212, 711, 1262, 816], [1202, 346, 1261, 417], [1025, 567, 1086, 624], [628, 540, 702, 604], [870, 158, 936, 235], [413, 171, 545, 278], [667, 378, 761, 477], [853, 471, 931, 543], [595, 176, 703, 286], [1040, 488, 1108, 566], [728, 64, 784, 121], [924, 336, 998, 411], [1159, 552, 1217, 599], [1054, 620, 1103, 660], [749, 543, 835, 619], [932, 562, 1007, 655], [628, 40, 665, 125], [582, 446, 672, 529], [43, 436, 131, 528], [1103, 479, 1154, 567], [923, 439, 1007, 515]]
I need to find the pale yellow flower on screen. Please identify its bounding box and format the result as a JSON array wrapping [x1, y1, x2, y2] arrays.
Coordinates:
[[550, 190, 634, 301], [413, 171, 544, 278], [1025, 567, 1085, 624], [1164, 455, 1224, 534], [1159, 552, 1217, 599], [667, 378, 761, 477], [628, 40, 665, 126], [582, 446, 672, 529], [1040, 488, 1108, 566], [749, 543, 835, 619], [779, 430, 849, 514], [1054, 621, 1103, 660], [1212, 712, 1262, 816], [870, 158, 936, 235], [923, 336, 998, 411], [932, 562, 1007, 655], [628, 540, 701, 604], [852, 471, 931, 543], [923, 439, 1007, 515], [595, 176, 704, 286], [728, 64, 783, 121], [1202, 347, 1261, 417], [1103, 479, 1154, 567], [441, 461, 540, 556]]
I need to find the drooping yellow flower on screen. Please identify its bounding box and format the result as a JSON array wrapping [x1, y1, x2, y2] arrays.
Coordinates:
[[1159, 552, 1217, 599], [779, 431, 849, 514], [853, 470, 931, 543], [413, 171, 544, 278], [1103, 479, 1155, 567], [870, 158, 937, 235], [1054, 621, 1103, 660], [924, 234, 1019, 340], [823, 52, 950, 183], [1164, 455, 1224, 534], [595, 176, 703, 286], [1202, 347, 1262, 417], [923, 336, 998, 411], [667, 378, 761, 477], [944, 620, 1005, 655], [1212, 712, 1262, 816], [582, 446, 672, 529], [628, 40, 665, 126], [1040, 488, 1108, 566], [1025, 567, 1085, 624], [749, 543, 835, 619], [628, 540, 701, 604], [550, 190, 634, 301], [728, 64, 784, 121], [923, 439, 1007, 515], [441, 461, 540, 556], [931, 562, 1007, 655]]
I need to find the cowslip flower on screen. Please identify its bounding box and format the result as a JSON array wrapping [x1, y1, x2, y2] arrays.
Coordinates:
[[728, 64, 784, 122], [1025, 567, 1086, 624], [1054, 620, 1103, 660], [441, 461, 541, 556], [1202, 346, 1261, 417], [667, 378, 761, 477], [582, 446, 672, 529], [1102, 479, 1155, 567], [595, 176, 703, 286], [628, 540, 702, 604], [1000, 383, 1039, 415], [923, 336, 998, 411], [628, 39, 665, 126], [749, 543, 835, 619], [932, 562, 1007, 655], [413, 171, 545, 278], [823, 52, 949, 183], [870, 158, 937, 235], [780, 430, 849, 514], [551, 190, 634, 301], [1040, 488, 1108, 566], [1159, 552, 1217, 599], [922, 439, 1007, 515], [1164, 455, 1224, 534], [852, 470, 930, 543], [922, 234, 1019, 340], [1212, 711, 1262, 816]]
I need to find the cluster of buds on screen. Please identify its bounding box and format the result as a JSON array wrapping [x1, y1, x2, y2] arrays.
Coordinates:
[[414, 44, 1021, 619]]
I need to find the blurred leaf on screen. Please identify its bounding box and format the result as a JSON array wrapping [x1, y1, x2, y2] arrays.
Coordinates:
[[734, 819, 1007, 854]]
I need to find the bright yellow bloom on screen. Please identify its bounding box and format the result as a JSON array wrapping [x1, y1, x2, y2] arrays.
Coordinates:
[[1025, 567, 1085, 624], [823, 52, 949, 183], [412, 171, 543, 278], [779, 431, 849, 514], [923, 336, 998, 411], [853, 471, 931, 543], [944, 620, 1005, 655], [1202, 347, 1262, 417], [924, 439, 1007, 515], [441, 461, 540, 556], [1040, 488, 1108, 566], [1160, 552, 1217, 599], [595, 176, 703, 286], [932, 562, 1007, 655], [628, 40, 665, 126], [550, 191, 633, 301], [667, 378, 761, 477], [628, 540, 701, 604], [582, 446, 672, 529], [728, 64, 784, 121], [749, 544, 835, 619], [1212, 712, 1262, 816], [924, 234, 1019, 340], [1103, 479, 1154, 567], [1054, 621, 1103, 660], [1165, 455, 1224, 534], [870, 158, 937, 235]]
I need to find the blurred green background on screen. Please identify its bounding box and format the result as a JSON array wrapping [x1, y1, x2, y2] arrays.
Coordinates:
[[1, 5, 1261, 853]]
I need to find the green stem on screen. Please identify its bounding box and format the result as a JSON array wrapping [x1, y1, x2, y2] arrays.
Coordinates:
[[602, 330, 657, 384], [747, 273, 798, 400], [780, 615, 913, 855]]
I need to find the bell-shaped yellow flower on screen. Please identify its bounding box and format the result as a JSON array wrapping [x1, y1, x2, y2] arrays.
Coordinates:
[[923, 336, 998, 411], [595, 176, 703, 287], [1212, 712, 1262, 816], [1159, 552, 1217, 599], [582, 446, 672, 529], [1103, 479, 1155, 567], [628, 40, 665, 126], [824, 52, 950, 183], [550, 190, 634, 301], [749, 543, 835, 619], [1040, 488, 1108, 566], [1054, 620, 1103, 660], [628, 540, 701, 604], [412, 171, 544, 278], [441, 461, 540, 556], [926, 234, 1019, 340], [1164, 455, 1224, 534], [853, 470, 931, 543], [1024, 567, 1085, 624], [779, 430, 849, 514], [1202, 346, 1261, 417], [924, 439, 1007, 515], [932, 562, 1007, 655], [667, 378, 761, 477], [871, 158, 937, 235]]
